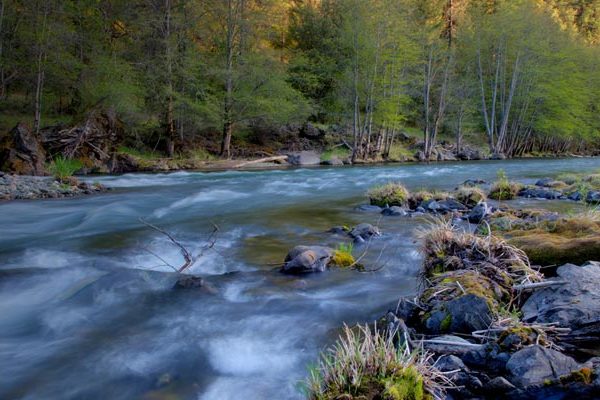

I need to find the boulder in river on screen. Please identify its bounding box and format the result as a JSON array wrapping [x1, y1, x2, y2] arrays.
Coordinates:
[[286, 150, 320, 166], [586, 190, 600, 204], [519, 187, 562, 200], [349, 223, 380, 243], [0, 123, 47, 175], [506, 345, 581, 388], [522, 262, 600, 344], [381, 206, 407, 216], [281, 245, 334, 274], [355, 204, 383, 212]]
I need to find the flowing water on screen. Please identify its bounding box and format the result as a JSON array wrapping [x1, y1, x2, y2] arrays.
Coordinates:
[[1, 158, 599, 400]]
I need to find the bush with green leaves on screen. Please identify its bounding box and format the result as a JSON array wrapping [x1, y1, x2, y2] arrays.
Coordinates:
[[47, 156, 83, 182], [368, 182, 409, 207]]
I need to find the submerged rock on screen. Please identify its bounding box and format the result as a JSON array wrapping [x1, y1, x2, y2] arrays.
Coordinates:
[[349, 223, 380, 243], [281, 245, 334, 274], [355, 204, 383, 212], [506, 345, 581, 388], [173, 275, 205, 289]]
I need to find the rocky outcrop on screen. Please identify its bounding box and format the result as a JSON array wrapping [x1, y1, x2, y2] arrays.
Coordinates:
[[505, 345, 581, 387], [0, 173, 106, 200], [281, 245, 334, 274], [0, 124, 47, 175]]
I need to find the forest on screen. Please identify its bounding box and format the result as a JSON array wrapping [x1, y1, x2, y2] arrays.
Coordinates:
[[0, 0, 599, 162]]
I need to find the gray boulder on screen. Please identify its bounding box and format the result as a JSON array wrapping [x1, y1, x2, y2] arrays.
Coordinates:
[[586, 190, 600, 204], [467, 201, 490, 223], [568, 191, 583, 201], [506, 345, 581, 387], [281, 245, 334, 274], [381, 206, 408, 216], [425, 294, 492, 334], [519, 187, 562, 199], [349, 223, 380, 243], [286, 150, 321, 166], [522, 262, 600, 340], [438, 198, 467, 211]]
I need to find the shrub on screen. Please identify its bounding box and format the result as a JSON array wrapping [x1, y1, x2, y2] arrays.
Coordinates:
[[47, 156, 83, 182], [489, 170, 522, 200], [331, 243, 355, 268], [305, 324, 453, 400], [368, 182, 409, 207]]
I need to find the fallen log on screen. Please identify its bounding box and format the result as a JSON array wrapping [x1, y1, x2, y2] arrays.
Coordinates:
[[232, 155, 288, 168]]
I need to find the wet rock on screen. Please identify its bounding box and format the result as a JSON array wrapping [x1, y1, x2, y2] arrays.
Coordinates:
[[462, 343, 510, 373], [0, 123, 47, 175], [381, 206, 407, 216], [435, 355, 466, 372], [109, 153, 140, 173], [328, 226, 350, 235], [286, 150, 321, 166], [421, 199, 443, 213], [486, 376, 516, 392], [281, 245, 334, 274], [457, 148, 482, 161], [415, 206, 426, 213], [461, 179, 487, 187], [535, 177, 560, 187], [568, 191, 583, 201], [173, 275, 205, 289], [519, 187, 562, 199], [438, 198, 467, 211], [490, 152, 506, 160], [506, 345, 581, 388], [425, 294, 493, 334], [349, 223, 380, 243], [586, 190, 600, 204], [355, 204, 383, 212], [467, 201, 490, 223], [521, 262, 600, 342]]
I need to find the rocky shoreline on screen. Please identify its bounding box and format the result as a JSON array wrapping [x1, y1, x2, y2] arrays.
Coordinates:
[[271, 173, 600, 399], [0, 172, 107, 201]]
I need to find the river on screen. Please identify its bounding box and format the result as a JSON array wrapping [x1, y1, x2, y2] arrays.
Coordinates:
[[1, 158, 599, 399]]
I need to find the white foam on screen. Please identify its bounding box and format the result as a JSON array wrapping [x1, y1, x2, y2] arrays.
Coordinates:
[[153, 189, 250, 218]]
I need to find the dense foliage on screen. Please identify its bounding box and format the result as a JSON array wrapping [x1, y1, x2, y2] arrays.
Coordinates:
[[0, 0, 598, 158]]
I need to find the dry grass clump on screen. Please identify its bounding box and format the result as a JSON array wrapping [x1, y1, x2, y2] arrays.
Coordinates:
[[305, 324, 454, 400], [418, 220, 541, 288], [407, 190, 450, 209], [368, 182, 409, 207], [488, 170, 523, 201], [454, 186, 486, 207]]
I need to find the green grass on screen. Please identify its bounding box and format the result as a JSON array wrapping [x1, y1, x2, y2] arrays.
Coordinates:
[[47, 156, 83, 180], [117, 146, 161, 160], [387, 143, 414, 161]]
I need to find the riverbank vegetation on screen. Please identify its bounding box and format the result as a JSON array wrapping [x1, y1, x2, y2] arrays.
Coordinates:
[[1, 0, 599, 171]]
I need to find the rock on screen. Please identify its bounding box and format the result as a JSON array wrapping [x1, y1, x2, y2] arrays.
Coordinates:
[[435, 355, 467, 372], [0, 123, 47, 175], [586, 190, 600, 204], [281, 245, 334, 274], [321, 158, 343, 166], [437, 198, 467, 211], [467, 201, 490, 223], [421, 199, 442, 212], [568, 191, 583, 201], [415, 206, 426, 213], [299, 123, 324, 139], [519, 187, 562, 199], [486, 377, 516, 392], [535, 177, 558, 187], [521, 262, 600, 342], [349, 223, 380, 243], [394, 298, 420, 323], [110, 153, 140, 173], [462, 343, 511, 373], [286, 150, 321, 166], [457, 148, 482, 161], [425, 294, 492, 334], [506, 345, 581, 387], [328, 226, 349, 235], [462, 179, 487, 187], [173, 275, 205, 289], [490, 152, 506, 160], [381, 206, 407, 216], [355, 204, 383, 212]]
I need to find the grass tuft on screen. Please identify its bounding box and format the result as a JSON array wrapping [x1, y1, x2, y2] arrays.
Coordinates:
[[47, 156, 83, 181], [368, 182, 409, 207]]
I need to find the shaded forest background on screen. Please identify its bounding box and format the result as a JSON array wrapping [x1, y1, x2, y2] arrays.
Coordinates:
[[1, 0, 599, 162]]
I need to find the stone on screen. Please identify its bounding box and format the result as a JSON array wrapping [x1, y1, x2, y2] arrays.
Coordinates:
[[506, 345, 581, 388], [0, 123, 47, 175], [568, 191, 583, 201], [467, 201, 490, 223], [486, 377, 516, 392], [535, 177, 559, 187], [519, 187, 562, 199], [281, 245, 334, 274], [435, 355, 466, 372], [490, 152, 506, 160], [438, 198, 467, 211], [355, 204, 383, 212], [328, 226, 349, 235], [586, 190, 600, 204], [381, 206, 407, 216], [173, 275, 205, 289], [461, 179, 487, 187], [349, 223, 380, 243], [321, 158, 343, 166], [286, 150, 321, 166], [521, 262, 600, 342]]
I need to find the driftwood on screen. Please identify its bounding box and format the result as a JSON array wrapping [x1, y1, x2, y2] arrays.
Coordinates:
[[513, 280, 567, 291], [139, 218, 219, 273], [232, 155, 288, 168]]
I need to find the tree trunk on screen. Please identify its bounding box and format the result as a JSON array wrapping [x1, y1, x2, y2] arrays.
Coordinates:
[[164, 0, 176, 158], [221, 0, 237, 159]]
